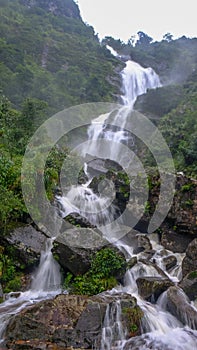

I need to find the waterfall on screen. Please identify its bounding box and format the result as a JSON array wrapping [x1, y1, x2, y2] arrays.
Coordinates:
[[121, 60, 161, 107], [59, 59, 161, 227], [1, 53, 197, 349], [0, 237, 62, 343], [30, 238, 61, 292], [99, 301, 127, 350]]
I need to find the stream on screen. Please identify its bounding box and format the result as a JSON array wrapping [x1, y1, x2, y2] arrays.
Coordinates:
[[0, 50, 197, 349]]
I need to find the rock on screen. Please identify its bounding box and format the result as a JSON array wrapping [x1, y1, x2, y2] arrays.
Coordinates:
[[21, 0, 81, 19], [127, 256, 138, 269], [0, 283, 3, 298], [163, 255, 177, 271], [161, 229, 194, 253], [137, 234, 152, 251], [4, 225, 47, 268], [165, 175, 197, 236], [53, 227, 108, 275], [179, 271, 197, 300], [182, 239, 197, 277], [4, 293, 143, 350], [5, 294, 89, 349], [166, 286, 197, 329], [133, 234, 152, 255], [136, 277, 174, 301]]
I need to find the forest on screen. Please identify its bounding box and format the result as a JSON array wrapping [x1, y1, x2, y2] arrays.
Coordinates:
[[0, 0, 196, 265]]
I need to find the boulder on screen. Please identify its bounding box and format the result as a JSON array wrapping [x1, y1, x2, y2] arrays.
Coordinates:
[[166, 286, 197, 329], [179, 271, 197, 300], [136, 277, 174, 301], [165, 175, 197, 236], [4, 225, 47, 268], [161, 229, 194, 253], [182, 239, 197, 277], [53, 227, 109, 275], [4, 293, 142, 350], [162, 255, 177, 271]]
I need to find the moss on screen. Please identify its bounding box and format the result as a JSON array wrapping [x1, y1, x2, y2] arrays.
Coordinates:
[[3, 275, 22, 293], [188, 271, 197, 280], [122, 306, 144, 336], [181, 183, 195, 192]]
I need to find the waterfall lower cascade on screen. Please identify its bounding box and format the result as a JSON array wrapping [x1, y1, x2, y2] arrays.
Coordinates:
[[0, 238, 62, 344], [0, 54, 197, 349]]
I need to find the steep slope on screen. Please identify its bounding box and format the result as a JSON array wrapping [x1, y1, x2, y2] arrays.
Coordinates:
[[0, 0, 121, 112]]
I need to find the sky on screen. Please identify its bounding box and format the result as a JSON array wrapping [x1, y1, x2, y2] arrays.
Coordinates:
[[77, 0, 197, 42]]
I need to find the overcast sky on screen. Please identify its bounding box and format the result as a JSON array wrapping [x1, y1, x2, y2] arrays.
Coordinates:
[[77, 0, 196, 42]]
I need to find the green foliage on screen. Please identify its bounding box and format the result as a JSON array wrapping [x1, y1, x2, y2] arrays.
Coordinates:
[[64, 248, 126, 296], [91, 248, 126, 278], [3, 276, 22, 293], [159, 92, 197, 176], [122, 306, 144, 335], [0, 245, 24, 292], [181, 183, 195, 192], [188, 271, 197, 279], [0, 0, 119, 111], [71, 275, 117, 296]]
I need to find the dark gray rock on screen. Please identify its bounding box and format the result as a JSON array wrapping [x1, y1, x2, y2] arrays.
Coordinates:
[[53, 227, 108, 275], [161, 230, 193, 253], [5, 225, 47, 267], [4, 293, 142, 349], [163, 255, 177, 271], [166, 286, 197, 329], [179, 271, 197, 300], [137, 276, 174, 301], [182, 239, 197, 277]]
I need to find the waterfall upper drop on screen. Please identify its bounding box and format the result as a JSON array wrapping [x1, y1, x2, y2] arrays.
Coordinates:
[[121, 60, 161, 107]]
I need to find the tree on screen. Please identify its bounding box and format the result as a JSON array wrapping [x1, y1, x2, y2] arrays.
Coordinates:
[[136, 31, 153, 47], [163, 33, 173, 42]]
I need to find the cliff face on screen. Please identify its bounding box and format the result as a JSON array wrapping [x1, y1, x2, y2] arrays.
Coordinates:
[[20, 0, 81, 19]]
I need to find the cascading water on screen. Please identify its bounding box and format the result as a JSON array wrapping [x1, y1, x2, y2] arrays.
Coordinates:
[[100, 301, 127, 350], [59, 58, 161, 225], [0, 237, 62, 344], [1, 51, 197, 350]]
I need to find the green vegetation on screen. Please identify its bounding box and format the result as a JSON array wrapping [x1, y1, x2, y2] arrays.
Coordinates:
[[188, 271, 197, 280], [0, 0, 119, 111], [122, 306, 144, 336], [64, 248, 126, 295], [106, 33, 197, 176], [0, 0, 197, 296], [0, 246, 23, 293]]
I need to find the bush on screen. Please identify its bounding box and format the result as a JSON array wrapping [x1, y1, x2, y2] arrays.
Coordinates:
[[64, 248, 126, 296]]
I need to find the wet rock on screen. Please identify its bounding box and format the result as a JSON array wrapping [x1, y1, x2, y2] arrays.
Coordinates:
[[5, 294, 89, 348], [4, 293, 142, 350], [163, 255, 177, 271], [0, 283, 3, 298], [136, 277, 174, 301], [179, 271, 197, 301], [132, 234, 153, 256], [53, 227, 108, 275], [161, 229, 194, 253], [166, 286, 197, 329], [127, 256, 138, 269], [4, 225, 47, 268], [182, 238, 197, 277], [165, 175, 197, 236], [137, 234, 152, 251]]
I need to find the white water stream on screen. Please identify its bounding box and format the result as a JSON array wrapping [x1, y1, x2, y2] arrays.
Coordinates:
[[0, 52, 197, 349]]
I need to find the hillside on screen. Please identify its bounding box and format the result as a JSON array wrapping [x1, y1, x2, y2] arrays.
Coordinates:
[[0, 1, 197, 233], [0, 0, 120, 112], [103, 34, 197, 176]]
